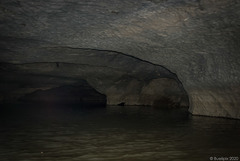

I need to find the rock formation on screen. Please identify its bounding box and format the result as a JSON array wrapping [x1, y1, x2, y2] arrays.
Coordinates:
[[0, 49, 188, 107], [0, 0, 239, 118]]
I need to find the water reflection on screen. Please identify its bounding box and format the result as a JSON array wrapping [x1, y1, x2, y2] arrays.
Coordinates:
[[0, 105, 239, 161]]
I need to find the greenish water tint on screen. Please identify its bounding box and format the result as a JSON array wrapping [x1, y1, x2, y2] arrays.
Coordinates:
[[0, 105, 239, 161]]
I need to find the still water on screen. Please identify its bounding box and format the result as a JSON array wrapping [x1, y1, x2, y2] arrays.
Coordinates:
[[0, 105, 239, 161]]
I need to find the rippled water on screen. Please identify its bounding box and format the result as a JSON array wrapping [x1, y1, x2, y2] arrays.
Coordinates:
[[0, 105, 239, 161]]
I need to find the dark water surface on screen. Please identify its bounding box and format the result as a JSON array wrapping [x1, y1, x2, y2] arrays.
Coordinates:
[[0, 105, 239, 161]]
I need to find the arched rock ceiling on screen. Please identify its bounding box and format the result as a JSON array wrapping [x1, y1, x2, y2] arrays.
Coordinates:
[[0, 0, 240, 118], [0, 48, 188, 107]]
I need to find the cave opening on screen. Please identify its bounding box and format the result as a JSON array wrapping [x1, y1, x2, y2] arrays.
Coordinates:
[[17, 76, 189, 109], [0, 48, 189, 109], [19, 84, 107, 107]]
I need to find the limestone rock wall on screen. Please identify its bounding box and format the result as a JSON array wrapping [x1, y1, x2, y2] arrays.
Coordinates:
[[0, 0, 240, 118]]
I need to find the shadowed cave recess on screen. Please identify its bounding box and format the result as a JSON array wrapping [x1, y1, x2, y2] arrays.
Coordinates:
[[0, 0, 240, 119], [0, 48, 189, 108]]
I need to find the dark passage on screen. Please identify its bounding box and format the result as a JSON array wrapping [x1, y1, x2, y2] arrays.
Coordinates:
[[19, 84, 106, 107]]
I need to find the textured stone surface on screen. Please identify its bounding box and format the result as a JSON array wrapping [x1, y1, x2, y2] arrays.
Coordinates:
[[0, 0, 240, 118], [0, 49, 188, 107]]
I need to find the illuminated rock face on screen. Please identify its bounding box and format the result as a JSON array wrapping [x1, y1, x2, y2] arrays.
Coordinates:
[[0, 0, 240, 118]]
